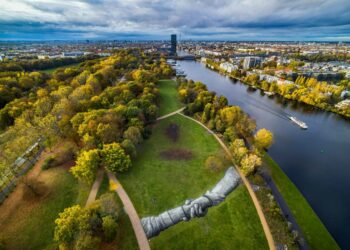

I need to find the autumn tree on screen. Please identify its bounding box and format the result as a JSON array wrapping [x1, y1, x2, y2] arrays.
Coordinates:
[[240, 154, 262, 176], [254, 128, 274, 150], [101, 143, 132, 173], [54, 205, 90, 247], [229, 139, 248, 164], [70, 149, 100, 184]]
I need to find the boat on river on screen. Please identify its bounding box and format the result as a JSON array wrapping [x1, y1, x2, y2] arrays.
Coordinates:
[[289, 116, 308, 129]]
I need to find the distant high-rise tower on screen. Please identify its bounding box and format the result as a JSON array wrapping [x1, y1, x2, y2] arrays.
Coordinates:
[[171, 34, 177, 55]]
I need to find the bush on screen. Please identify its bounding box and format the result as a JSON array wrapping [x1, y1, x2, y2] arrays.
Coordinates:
[[74, 233, 101, 250], [121, 139, 137, 159], [205, 156, 224, 173], [102, 215, 118, 242]]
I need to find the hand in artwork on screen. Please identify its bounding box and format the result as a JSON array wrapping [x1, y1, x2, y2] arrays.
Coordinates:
[[182, 198, 208, 221]]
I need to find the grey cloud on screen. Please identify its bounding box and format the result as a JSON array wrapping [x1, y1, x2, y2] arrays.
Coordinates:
[[0, 0, 349, 40]]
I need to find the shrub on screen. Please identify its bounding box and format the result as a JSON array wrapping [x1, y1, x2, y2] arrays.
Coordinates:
[[74, 233, 101, 250], [102, 215, 118, 242], [205, 156, 224, 173], [121, 139, 137, 159]]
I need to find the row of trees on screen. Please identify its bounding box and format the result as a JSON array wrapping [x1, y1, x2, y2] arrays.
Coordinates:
[[177, 78, 273, 175], [0, 55, 97, 72]]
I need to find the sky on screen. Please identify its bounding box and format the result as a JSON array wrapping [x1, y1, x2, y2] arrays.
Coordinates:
[[0, 0, 350, 41]]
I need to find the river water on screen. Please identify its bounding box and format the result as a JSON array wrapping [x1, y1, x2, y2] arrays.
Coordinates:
[[174, 60, 350, 248]]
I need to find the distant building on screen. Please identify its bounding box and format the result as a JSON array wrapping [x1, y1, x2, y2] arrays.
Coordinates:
[[62, 51, 84, 58], [335, 99, 350, 109], [243, 56, 262, 69], [219, 62, 238, 73], [170, 34, 177, 55]]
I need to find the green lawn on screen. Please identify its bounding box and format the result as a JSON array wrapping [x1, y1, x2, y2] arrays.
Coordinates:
[[39, 63, 81, 74], [157, 79, 183, 116], [118, 114, 268, 249], [264, 154, 339, 250], [0, 168, 90, 250]]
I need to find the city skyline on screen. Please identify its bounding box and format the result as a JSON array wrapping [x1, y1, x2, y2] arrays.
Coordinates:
[[1, 0, 350, 41]]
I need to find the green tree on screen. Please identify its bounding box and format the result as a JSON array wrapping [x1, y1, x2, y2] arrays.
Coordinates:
[[123, 126, 142, 145], [121, 139, 137, 159], [74, 234, 101, 250], [102, 215, 118, 242], [101, 143, 132, 173]]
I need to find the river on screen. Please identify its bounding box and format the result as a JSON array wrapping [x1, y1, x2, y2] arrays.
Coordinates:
[[174, 60, 350, 248]]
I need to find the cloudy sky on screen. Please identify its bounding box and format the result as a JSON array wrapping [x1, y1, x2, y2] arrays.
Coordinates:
[[0, 0, 350, 41]]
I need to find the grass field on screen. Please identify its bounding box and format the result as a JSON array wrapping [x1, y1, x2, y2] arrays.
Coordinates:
[[157, 79, 183, 116], [0, 167, 90, 249], [39, 63, 81, 74], [264, 154, 339, 250], [118, 114, 268, 249]]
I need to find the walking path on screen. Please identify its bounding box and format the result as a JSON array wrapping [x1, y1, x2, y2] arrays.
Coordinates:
[[85, 168, 105, 207], [178, 112, 276, 250], [157, 107, 185, 120], [107, 171, 150, 250]]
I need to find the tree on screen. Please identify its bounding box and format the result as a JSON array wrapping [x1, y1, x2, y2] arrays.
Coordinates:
[[70, 149, 100, 184], [240, 154, 262, 176], [254, 128, 274, 150], [229, 139, 248, 164], [102, 216, 118, 242], [205, 156, 224, 173], [101, 143, 132, 173], [123, 126, 142, 145], [121, 139, 137, 159], [54, 205, 90, 247], [74, 234, 101, 250]]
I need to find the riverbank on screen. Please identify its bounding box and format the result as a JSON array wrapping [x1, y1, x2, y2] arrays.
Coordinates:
[[201, 60, 350, 119], [263, 154, 339, 250]]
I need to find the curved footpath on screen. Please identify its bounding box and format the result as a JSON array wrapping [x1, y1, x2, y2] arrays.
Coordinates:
[[107, 171, 151, 250], [178, 112, 276, 250], [85, 168, 105, 207]]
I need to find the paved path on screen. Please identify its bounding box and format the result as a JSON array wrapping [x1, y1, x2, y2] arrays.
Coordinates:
[[157, 107, 185, 121], [107, 171, 150, 250], [178, 112, 276, 250], [85, 168, 105, 207], [260, 168, 308, 250]]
